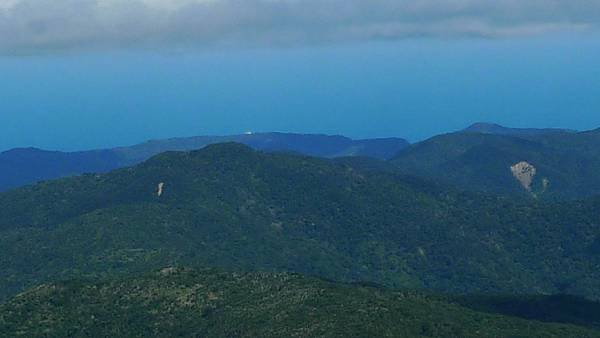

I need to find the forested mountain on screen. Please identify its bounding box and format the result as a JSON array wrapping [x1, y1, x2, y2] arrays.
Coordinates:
[[0, 133, 408, 192], [392, 126, 600, 199], [1, 143, 600, 304], [7, 123, 600, 200], [2, 268, 598, 338]]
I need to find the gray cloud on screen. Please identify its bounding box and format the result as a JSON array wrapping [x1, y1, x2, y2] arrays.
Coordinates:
[[1, 0, 599, 54]]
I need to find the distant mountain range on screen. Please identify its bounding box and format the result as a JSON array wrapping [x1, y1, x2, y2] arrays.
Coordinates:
[[4, 122, 600, 199], [0, 133, 408, 192], [463, 122, 577, 137]]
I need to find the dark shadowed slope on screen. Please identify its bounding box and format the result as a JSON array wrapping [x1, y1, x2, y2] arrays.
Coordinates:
[[458, 294, 600, 330], [0, 133, 408, 192], [1, 268, 598, 338], [0, 148, 125, 192], [1, 143, 600, 303]]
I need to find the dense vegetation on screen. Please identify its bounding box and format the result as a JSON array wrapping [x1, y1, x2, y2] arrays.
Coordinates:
[[457, 294, 600, 330], [6, 122, 600, 200], [392, 126, 600, 199], [2, 268, 598, 337], [1, 143, 600, 304], [0, 133, 407, 192]]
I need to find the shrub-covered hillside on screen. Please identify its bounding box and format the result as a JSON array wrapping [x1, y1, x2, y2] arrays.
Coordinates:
[[1, 268, 598, 338]]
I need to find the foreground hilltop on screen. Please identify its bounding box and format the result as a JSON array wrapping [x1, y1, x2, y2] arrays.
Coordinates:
[[1, 268, 598, 337], [1, 143, 600, 302], [0, 132, 408, 192]]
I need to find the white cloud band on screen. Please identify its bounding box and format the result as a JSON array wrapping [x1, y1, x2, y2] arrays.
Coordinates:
[[1, 0, 599, 54]]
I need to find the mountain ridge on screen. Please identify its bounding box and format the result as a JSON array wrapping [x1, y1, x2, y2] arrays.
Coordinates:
[[0, 132, 408, 192], [464, 122, 577, 137]]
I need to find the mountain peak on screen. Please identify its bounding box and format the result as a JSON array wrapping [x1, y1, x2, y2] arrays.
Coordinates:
[[463, 122, 576, 136], [1, 147, 50, 155], [464, 122, 507, 133], [146, 142, 258, 165]]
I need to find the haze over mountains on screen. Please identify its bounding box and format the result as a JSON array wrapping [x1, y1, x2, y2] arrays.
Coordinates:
[[2, 0, 599, 333], [5, 122, 600, 200], [3, 128, 600, 335], [463, 123, 577, 137], [0, 133, 408, 192]]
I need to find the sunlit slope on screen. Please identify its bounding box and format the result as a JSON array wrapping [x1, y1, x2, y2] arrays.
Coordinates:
[[2, 268, 598, 338]]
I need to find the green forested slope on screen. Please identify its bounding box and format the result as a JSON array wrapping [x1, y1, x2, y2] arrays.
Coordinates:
[[457, 294, 600, 330], [0, 133, 408, 192], [1, 268, 598, 338], [391, 129, 600, 199], [1, 143, 600, 303]]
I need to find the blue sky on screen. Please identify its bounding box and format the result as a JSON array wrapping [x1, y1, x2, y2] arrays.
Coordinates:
[[1, 1, 600, 151]]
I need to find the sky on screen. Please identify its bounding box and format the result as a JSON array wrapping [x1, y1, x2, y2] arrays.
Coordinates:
[[1, 0, 600, 151]]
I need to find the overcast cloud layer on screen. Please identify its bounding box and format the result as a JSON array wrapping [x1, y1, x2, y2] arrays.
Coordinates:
[[1, 0, 599, 53]]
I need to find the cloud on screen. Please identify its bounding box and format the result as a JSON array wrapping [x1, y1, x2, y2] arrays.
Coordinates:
[[1, 0, 599, 54]]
